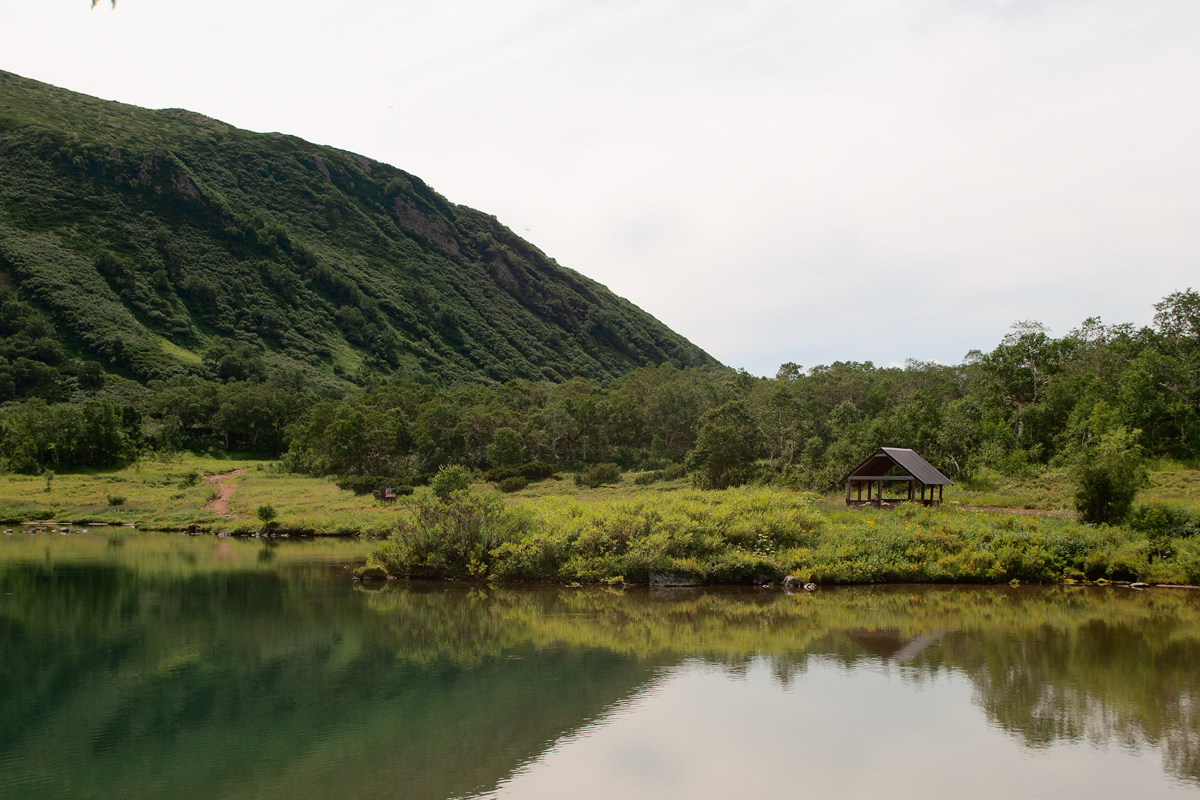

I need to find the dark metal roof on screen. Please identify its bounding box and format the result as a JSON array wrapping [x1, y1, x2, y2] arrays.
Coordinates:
[[842, 447, 953, 486]]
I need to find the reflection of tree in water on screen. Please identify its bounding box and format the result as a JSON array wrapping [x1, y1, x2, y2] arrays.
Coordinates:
[[380, 584, 1200, 785], [0, 565, 664, 800], [3, 556, 1199, 794], [951, 623, 1199, 784], [753, 594, 1200, 786]]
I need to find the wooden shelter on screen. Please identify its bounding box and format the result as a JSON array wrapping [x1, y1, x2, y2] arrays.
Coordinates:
[[842, 447, 953, 508]]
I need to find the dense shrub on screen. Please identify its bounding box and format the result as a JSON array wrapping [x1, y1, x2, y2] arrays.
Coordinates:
[[431, 464, 473, 500], [1130, 502, 1198, 538], [0, 398, 133, 472], [336, 475, 411, 496], [686, 401, 761, 489], [373, 491, 528, 579], [498, 476, 528, 493], [633, 463, 687, 485], [367, 486, 1197, 586], [574, 463, 622, 488], [1073, 429, 1148, 524], [487, 488, 826, 583], [485, 461, 557, 483], [486, 427, 524, 467], [373, 487, 825, 584]]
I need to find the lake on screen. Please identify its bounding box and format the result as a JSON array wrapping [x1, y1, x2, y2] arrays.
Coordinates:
[[1, 530, 1197, 799]]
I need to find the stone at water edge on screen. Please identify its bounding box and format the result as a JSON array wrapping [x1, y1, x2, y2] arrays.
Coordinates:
[[782, 575, 803, 592]]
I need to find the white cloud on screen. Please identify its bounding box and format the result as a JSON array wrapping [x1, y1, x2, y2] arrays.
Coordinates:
[[2, 0, 1196, 375]]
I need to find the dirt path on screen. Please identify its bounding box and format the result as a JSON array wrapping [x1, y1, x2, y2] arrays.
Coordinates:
[[204, 470, 246, 518]]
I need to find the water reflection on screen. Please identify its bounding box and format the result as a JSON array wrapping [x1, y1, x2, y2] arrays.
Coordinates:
[[1, 533, 1197, 798]]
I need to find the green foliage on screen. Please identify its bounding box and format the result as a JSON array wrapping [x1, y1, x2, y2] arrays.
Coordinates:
[[1129, 501, 1197, 563], [0, 291, 85, 402], [0, 69, 714, 390], [370, 485, 1200, 586], [431, 464, 472, 501], [150, 374, 317, 456], [1072, 427, 1148, 525], [0, 398, 133, 472], [256, 504, 278, 526], [485, 461, 557, 483], [372, 487, 824, 584], [686, 400, 761, 489], [374, 491, 526, 579], [633, 463, 686, 485], [106, 494, 125, 506], [574, 463, 621, 488], [1129, 502, 1197, 538], [498, 476, 528, 493], [203, 342, 267, 383], [277, 291, 1200, 503], [0, 63, 1196, 494], [336, 475, 412, 497], [486, 427, 524, 467]]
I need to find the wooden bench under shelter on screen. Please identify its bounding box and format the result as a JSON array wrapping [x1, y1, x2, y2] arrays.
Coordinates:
[[842, 447, 953, 508]]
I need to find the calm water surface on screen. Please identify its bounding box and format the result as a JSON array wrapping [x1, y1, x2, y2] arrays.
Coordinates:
[[1, 530, 1197, 799]]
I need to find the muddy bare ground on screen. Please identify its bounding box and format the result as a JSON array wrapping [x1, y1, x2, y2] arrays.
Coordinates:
[[204, 470, 246, 518]]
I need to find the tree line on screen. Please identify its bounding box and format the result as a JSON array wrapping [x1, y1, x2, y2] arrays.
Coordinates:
[[1, 290, 1196, 502]]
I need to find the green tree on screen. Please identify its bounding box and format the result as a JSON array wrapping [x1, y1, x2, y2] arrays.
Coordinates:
[[431, 464, 472, 501], [1073, 426, 1148, 525], [686, 400, 761, 489], [979, 321, 1073, 442], [256, 504, 278, 529], [486, 427, 524, 467]]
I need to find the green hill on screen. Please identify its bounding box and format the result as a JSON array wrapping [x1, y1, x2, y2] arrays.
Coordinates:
[[0, 69, 716, 397]]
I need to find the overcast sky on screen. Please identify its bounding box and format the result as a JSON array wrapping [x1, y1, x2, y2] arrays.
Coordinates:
[[2, 0, 1197, 375]]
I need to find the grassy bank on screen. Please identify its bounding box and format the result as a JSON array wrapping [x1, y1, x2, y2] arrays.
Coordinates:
[[0, 454, 406, 534], [2, 457, 1198, 585], [368, 485, 1200, 586]]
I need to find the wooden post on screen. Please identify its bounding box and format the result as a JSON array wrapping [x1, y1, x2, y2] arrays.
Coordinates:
[[938, 485, 943, 506], [877, 479, 883, 508]]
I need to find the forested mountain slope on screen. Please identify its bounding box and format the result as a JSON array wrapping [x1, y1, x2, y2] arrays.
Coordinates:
[[0, 69, 716, 396]]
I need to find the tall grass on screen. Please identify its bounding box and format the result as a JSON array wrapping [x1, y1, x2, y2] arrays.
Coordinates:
[[372, 486, 1200, 586]]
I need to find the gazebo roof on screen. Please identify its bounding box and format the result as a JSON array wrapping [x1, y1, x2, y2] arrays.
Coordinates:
[[842, 447, 953, 486]]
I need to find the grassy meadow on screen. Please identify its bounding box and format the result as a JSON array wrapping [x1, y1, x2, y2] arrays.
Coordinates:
[[2, 457, 1197, 586]]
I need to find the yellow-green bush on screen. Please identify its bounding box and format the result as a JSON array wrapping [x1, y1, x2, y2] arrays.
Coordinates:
[[371, 486, 1196, 586]]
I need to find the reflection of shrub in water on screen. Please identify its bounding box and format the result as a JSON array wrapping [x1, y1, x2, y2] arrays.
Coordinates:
[[361, 583, 1200, 785], [965, 619, 1200, 785]]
